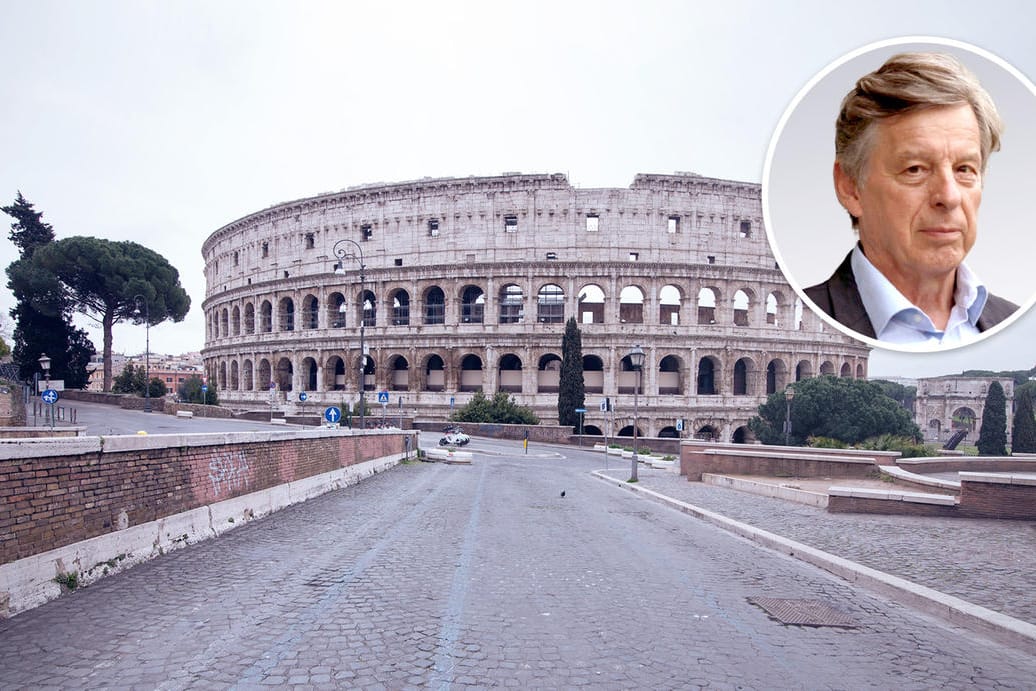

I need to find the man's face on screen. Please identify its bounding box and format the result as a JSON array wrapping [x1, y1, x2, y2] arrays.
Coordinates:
[[834, 104, 983, 295]]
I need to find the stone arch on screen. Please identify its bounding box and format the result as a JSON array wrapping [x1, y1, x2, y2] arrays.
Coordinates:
[[391, 289, 410, 326], [952, 407, 978, 435], [765, 292, 778, 325], [424, 354, 446, 392], [766, 359, 788, 394], [732, 426, 754, 444], [389, 354, 410, 391], [619, 285, 645, 324], [582, 425, 603, 436], [795, 360, 813, 381], [328, 292, 346, 328], [498, 283, 524, 324], [537, 283, 565, 323], [856, 363, 865, 379], [576, 284, 606, 324], [820, 361, 835, 376], [360, 289, 376, 327], [659, 284, 682, 325], [619, 351, 649, 394], [220, 309, 229, 338], [697, 287, 718, 324], [696, 424, 719, 441], [230, 360, 239, 390], [232, 306, 241, 336], [278, 297, 294, 332], [733, 357, 756, 395], [460, 285, 485, 324], [244, 302, 255, 334], [275, 357, 293, 391], [617, 424, 644, 438], [459, 354, 483, 392], [498, 353, 523, 392], [301, 294, 319, 329], [732, 288, 753, 326], [658, 426, 680, 438], [325, 355, 346, 391], [242, 359, 254, 391], [658, 354, 683, 395], [537, 353, 562, 393], [218, 361, 227, 389], [301, 356, 318, 391], [840, 362, 852, 378], [360, 352, 375, 391], [257, 358, 272, 389], [697, 356, 720, 395], [260, 300, 273, 333], [425, 286, 446, 325], [582, 354, 604, 394]]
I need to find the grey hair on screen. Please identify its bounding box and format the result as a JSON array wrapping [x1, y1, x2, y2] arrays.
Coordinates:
[[835, 52, 1003, 224]]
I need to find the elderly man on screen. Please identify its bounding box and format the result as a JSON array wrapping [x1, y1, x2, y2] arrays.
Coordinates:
[[805, 52, 1018, 346]]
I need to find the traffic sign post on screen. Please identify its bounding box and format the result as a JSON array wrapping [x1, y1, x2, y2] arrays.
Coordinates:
[[323, 406, 342, 427], [41, 389, 58, 430], [575, 407, 586, 446], [377, 391, 389, 426]]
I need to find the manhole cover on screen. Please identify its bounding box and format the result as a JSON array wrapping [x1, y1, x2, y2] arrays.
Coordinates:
[[748, 597, 857, 628]]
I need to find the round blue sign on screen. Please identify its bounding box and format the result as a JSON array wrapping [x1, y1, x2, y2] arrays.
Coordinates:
[[41, 389, 59, 404], [299, 392, 308, 402]]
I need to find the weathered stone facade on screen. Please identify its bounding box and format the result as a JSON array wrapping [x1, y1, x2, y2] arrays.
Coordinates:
[[201, 172, 869, 441], [915, 375, 1015, 445]]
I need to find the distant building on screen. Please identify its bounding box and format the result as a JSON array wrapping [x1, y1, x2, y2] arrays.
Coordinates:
[[201, 172, 869, 442], [87, 352, 203, 393], [915, 375, 1015, 446]]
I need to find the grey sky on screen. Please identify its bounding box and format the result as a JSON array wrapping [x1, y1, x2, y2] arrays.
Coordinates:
[[1, 0, 1034, 379]]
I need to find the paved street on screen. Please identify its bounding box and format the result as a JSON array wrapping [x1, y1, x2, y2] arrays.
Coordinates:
[[3, 438, 1036, 689]]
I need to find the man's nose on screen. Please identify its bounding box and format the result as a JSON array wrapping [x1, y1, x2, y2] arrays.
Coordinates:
[[929, 167, 963, 209]]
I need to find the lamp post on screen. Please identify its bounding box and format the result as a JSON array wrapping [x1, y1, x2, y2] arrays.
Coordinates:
[[784, 385, 795, 446], [332, 238, 366, 432], [134, 295, 152, 413], [628, 344, 645, 482], [38, 353, 52, 429]]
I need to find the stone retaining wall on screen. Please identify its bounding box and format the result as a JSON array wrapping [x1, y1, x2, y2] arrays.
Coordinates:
[[0, 429, 416, 617]]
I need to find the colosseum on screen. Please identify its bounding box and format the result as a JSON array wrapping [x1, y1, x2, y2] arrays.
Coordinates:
[[201, 172, 870, 442]]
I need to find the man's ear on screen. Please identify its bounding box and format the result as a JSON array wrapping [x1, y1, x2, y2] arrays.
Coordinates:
[[833, 161, 864, 220]]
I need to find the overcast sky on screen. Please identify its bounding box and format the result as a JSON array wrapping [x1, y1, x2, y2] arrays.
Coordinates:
[[2, 0, 1034, 380]]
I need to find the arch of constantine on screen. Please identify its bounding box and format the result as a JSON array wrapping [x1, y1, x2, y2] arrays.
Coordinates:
[[201, 172, 869, 441]]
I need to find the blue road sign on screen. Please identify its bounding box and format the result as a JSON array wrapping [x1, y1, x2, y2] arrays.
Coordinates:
[[41, 389, 59, 405], [574, 407, 587, 413], [299, 392, 308, 402], [324, 406, 341, 423], [377, 391, 390, 404], [202, 385, 208, 393]]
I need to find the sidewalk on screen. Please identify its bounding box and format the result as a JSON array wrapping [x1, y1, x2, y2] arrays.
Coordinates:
[[596, 464, 1036, 634]]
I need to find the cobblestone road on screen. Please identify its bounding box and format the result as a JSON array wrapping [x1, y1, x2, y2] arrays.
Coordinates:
[[606, 464, 1036, 626], [2, 451, 1035, 689]]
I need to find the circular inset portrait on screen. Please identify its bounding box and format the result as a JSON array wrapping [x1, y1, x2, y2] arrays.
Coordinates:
[[763, 37, 1036, 352]]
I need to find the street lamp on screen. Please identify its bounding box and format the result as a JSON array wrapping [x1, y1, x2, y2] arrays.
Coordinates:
[[628, 344, 645, 482], [134, 295, 152, 413], [784, 385, 795, 446], [332, 238, 366, 432], [38, 353, 52, 429]]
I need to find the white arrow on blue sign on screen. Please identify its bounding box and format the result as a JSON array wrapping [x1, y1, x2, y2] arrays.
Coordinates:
[[299, 392, 308, 402], [41, 389, 59, 404], [324, 406, 341, 423]]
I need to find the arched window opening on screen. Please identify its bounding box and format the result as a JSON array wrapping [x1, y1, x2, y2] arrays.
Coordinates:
[[425, 287, 445, 325], [461, 286, 485, 324], [619, 285, 644, 324], [537, 284, 565, 323], [577, 285, 605, 324]]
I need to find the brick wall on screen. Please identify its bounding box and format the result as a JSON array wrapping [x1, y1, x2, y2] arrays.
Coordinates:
[[680, 444, 896, 481], [0, 430, 412, 565], [827, 496, 960, 517], [959, 480, 1036, 520]]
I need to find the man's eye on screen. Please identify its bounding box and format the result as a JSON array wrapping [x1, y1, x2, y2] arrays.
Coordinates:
[[903, 165, 925, 176]]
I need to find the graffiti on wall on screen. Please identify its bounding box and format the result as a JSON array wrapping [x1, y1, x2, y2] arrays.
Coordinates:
[[208, 451, 250, 498]]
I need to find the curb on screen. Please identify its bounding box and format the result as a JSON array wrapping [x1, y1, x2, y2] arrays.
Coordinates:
[[591, 470, 1036, 655]]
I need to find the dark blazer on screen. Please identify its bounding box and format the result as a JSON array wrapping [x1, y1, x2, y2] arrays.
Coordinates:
[[804, 252, 1019, 340]]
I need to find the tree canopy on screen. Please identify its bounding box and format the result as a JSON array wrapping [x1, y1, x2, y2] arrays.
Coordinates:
[[178, 374, 218, 405], [748, 376, 920, 446], [557, 317, 585, 429], [1010, 387, 1036, 454], [112, 363, 168, 399], [31, 237, 190, 391], [3, 193, 93, 387], [452, 391, 539, 425], [976, 381, 1008, 456]]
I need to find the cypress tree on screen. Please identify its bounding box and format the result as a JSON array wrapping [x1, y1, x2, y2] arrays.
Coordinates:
[[976, 381, 1008, 456], [557, 317, 585, 429], [1010, 389, 1036, 454]]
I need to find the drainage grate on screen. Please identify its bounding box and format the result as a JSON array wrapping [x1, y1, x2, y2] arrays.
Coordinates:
[[748, 597, 857, 628]]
